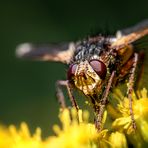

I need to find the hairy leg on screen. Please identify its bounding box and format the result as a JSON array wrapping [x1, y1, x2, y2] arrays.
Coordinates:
[[127, 53, 138, 130], [56, 80, 79, 110], [95, 71, 116, 131]]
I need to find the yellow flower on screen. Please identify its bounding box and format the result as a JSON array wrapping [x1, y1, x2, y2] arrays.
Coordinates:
[[112, 88, 148, 147], [0, 122, 43, 148], [44, 109, 110, 148], [0, 88, 148, 147], [0, 109, 111, 148], [109, 132, 128, 148]]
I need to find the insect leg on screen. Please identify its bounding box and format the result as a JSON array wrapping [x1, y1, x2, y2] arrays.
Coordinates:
[[134, 51, 145, 90], [56, 80, 67, 109], [56, 80, 79, 111], [96, 71, 116, 131], [127, 53, 138, 130]]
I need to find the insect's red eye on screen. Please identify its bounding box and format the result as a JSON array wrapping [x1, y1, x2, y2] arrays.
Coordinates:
[[67, 64, 77, 80], [89, 59, 107, 79]]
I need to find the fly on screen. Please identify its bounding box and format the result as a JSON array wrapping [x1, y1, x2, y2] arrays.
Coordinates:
[[16, 19, 148, 131]]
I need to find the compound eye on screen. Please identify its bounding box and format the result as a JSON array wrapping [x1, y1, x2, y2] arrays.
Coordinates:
[[67, 64, 77, 80], [89, 59, 107, 79]]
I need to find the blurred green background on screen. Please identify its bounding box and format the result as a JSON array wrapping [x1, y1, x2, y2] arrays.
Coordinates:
[[0, 0, 148, 137]]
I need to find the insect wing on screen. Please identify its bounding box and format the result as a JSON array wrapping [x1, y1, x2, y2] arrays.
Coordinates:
[[16, 42, 76, 64], [119, 19, 148, 35], [112, 19, 148, 89], [111, 19, 148, 48]]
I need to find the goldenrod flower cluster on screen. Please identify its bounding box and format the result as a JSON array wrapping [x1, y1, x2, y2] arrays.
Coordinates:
[[0, 88, 148, 148]]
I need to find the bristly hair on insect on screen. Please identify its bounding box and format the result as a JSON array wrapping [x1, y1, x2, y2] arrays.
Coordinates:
[[16, 19, 148, 131]]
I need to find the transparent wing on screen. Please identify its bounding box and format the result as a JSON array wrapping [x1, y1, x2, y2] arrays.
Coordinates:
[[16, 42, 76, 64], [111, 19, 148, 89]]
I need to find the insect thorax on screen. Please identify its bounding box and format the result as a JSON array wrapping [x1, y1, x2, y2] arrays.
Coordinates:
[[72, 36, 111, 63]]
